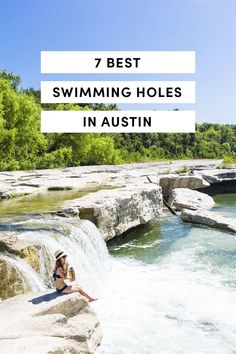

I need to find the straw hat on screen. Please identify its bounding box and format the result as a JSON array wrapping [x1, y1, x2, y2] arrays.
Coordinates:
[[54, 250, 67, 260]]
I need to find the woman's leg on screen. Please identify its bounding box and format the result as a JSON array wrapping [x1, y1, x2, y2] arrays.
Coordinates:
[[62, 285, 96, 301]]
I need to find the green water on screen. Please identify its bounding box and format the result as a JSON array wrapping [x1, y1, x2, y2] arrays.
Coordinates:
[[0, 185, 116, 216], [108, 193, 236, 263], [213, 193, 236, 217], [108, 214, 192, 263], [98, 193, 236, 353], [0, 187, 235, 353]]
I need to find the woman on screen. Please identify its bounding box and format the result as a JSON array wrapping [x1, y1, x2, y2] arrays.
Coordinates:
[[53, 250, 96, 302]]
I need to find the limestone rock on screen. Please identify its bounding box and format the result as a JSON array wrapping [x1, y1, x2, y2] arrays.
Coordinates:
[[55, 206, 80, 218], [19, 245, 41, 272], [0, 291, 102, 354], [0, 237, 41, 272], [0, 237, 52, 298], [0, 257, 27, 299], [0, 184, 39, 199], [61, 184, 163, 241], [181, 209, 236, 233], [0, 160, 221, 202], [168, 188, 215, 211], [159, 174, 209, 198], [199, 169, 236, 184], [0, 185, 14, 199]]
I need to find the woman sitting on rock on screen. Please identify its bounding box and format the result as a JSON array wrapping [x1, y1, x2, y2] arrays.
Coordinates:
[[53, 250, 96, 302]]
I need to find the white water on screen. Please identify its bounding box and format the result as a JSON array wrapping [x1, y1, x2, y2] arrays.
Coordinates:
[[1, 253, 46, 292], [7, 217, 110, 295], [93, 230, 236, 354], [1, 214, 236, 353]]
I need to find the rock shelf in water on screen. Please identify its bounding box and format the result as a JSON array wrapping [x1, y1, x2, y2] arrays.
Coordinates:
[[181, 209, 236, 233], [0, 160, 235, 353], [168, 188, 215, 211], [60, 183, 163, 241], [159, 174, 210, 198]]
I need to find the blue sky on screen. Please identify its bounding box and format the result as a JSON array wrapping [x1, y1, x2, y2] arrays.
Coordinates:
[[0, 0, 235, 123]]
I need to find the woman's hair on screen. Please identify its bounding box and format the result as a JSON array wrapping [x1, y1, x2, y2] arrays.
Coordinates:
[[53, 258, 63, 273]]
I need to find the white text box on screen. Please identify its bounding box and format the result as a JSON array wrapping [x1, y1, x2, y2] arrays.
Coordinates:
[[41, 81, 195, 104], [41, 51, 195, 74], [41, 110, 195, 133]]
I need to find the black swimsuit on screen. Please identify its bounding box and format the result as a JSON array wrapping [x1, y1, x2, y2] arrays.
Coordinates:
[[53, 267, 68, 293], [56, 284, 68, 293]]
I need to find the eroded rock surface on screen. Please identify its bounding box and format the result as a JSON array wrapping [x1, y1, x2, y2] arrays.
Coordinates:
[[159, 175, 209, 198], [0, 291, 102, 354], [199, 169, 236, 184], [61, 184, 163, 241], [0, 237, 51, 299], [168, 188, 215, 211], [0, 160, 221, 200], [181, 209, 236, 233], [0, 257, 28, 299]]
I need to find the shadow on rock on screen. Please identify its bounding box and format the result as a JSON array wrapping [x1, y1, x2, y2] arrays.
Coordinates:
[[28, 291, 68, 304]]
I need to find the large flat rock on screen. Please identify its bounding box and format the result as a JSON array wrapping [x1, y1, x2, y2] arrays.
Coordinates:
[[168, 188, 215, 211], [0, 160, 221, 200], [0, 160, 223, 241], [0, 291, 102, 354], [159, 174, 209, 198], [61, 184, 163, 241], [199, 169, 236, 184], [181, 209, 236, 233]]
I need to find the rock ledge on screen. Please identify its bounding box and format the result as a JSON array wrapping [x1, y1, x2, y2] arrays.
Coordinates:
[[0, 291, 102, 354], [181, 209, 236, 233], [61, 184, 163, 241], [168, 188, 215, 211]]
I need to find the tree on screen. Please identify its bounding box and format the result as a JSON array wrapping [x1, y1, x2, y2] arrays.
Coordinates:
[[0, 77, 47, 170], [0, 70, 21, 90], [0, 70, 235, 170]]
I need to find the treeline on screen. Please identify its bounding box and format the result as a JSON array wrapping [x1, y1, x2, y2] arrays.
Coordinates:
[[0, 70, 235, 171], [113, 125, 236, 162]]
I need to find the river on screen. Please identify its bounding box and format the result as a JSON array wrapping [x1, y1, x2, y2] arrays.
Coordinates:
[[94, 193, 236, 354], [0, 193, 235, 353]]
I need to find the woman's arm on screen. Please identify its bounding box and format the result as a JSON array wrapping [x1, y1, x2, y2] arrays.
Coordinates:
[[57, 266, 69, 280]]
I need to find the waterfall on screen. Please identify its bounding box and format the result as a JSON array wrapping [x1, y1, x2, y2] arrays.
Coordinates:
[[1, 197, 236, 353], [1, 253, 46, 292], [1, 217, 111, 296]]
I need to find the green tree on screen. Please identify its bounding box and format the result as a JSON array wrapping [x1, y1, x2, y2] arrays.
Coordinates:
[[0, 70, 21, 90], [0, 78, 47, 170]]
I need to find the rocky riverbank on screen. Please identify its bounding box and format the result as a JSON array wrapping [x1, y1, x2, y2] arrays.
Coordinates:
[[181, 209, 236, 233], [0, 159, 230, 240], [0, 159, 223, 200], [0, 159, 236, 353], [1, 159, 236, 301], [0, 291, 102, 354]]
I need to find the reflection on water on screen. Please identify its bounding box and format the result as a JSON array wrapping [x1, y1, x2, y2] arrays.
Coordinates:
[[108, 214, 192, 263], [213, 193, 236, 217], [0, 185, 115, 216]]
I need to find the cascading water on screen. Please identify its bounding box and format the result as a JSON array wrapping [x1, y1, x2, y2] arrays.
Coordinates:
[[0, 193, 235, 354], [0, 216, 110, 298], [93, 194, 236, 354], [1, 253, 46, 292]]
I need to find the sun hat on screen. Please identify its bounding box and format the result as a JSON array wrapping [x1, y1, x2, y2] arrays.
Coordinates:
[[54, 250, 67, 260]]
